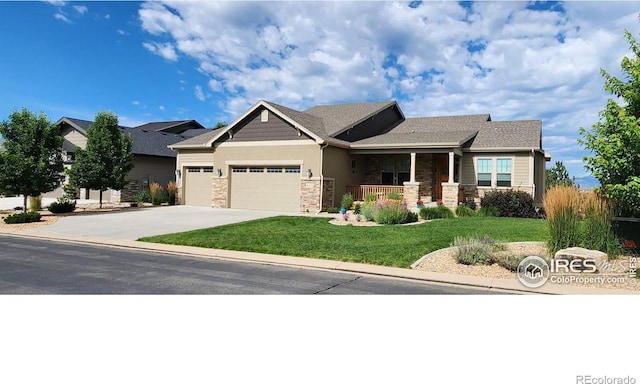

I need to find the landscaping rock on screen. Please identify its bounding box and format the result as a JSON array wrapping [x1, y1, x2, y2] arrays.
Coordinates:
[[554, 247, 607, 273]]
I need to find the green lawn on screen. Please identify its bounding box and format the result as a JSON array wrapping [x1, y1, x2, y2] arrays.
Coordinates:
[[139, 216, 548, 268]]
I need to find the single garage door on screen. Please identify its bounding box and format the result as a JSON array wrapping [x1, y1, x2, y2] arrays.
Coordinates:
[[230, 166, 301, 212], [184, 167, 213, 207]]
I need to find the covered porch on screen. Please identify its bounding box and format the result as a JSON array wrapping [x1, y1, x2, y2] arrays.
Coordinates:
[[345, 150, 464, 209]]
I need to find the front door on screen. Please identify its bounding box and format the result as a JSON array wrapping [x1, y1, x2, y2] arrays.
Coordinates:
[[435, 155, 449, 200]]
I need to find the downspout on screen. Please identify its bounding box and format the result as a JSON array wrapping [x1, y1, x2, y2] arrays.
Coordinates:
[[318, 142, 329, 214]]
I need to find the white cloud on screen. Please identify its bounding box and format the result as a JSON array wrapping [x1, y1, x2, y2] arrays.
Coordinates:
[[117, 29, 128, 36], [105, 14, 110, 20], [142, 41, 178, 61], [132, 100, 140, 106], [44, 1, 66, 6], [137, 1, 640, 178], [54, 13, 71, 24], [194, 85, 206, 101], [159, 105, 165, 111], [73, 5, 87, 15]]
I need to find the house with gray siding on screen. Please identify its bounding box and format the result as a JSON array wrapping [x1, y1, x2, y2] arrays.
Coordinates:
[[169, 100, 549, 212], [46, 117, 206, 203]]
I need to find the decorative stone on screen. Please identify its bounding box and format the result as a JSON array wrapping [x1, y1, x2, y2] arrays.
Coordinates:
[[441, 182, 460, 211], [212, 177, 228, 208], [554, 247, 607, 273]]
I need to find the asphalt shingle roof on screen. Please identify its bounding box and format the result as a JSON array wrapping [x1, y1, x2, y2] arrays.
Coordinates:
[[467, 120, 542, 149], [303, 101, 396, 136], [169, 128, 220, 147]]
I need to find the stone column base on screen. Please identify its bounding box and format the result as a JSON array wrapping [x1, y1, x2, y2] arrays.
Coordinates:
[[441, 182, 460, 211], [403, 182, 421, 205], [212, 177, 228, 208]]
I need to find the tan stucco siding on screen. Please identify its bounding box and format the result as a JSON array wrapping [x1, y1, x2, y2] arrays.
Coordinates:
[[62, 127, 87, 148], [213, 142, 319, 176], [461, 152, 533, 188], [322, 146, 355, 203], [177, 149, 215, 166]]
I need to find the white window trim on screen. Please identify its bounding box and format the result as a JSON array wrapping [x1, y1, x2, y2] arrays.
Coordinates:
[[475, 156, 515, 188]]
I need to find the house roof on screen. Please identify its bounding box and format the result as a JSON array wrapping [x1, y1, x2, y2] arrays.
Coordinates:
[[303, 101, 398, 136], [169, 100, 543, 152], [135, 120, 205, 134], [465, 120, 542, 150], [57, 117, 208, 158]]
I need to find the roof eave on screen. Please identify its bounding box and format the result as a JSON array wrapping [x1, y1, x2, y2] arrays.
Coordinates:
[[56, 117, 88, 136], [329, 101, 399, 138], [350, 142, 463, 149]]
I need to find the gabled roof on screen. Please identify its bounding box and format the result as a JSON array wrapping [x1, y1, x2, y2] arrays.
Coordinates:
[[56, 117, 207, 158], [168, 100, 542, 152], [465, 120, 542, 150], [135, 120, 205, 134], [304, 101, 399, 136]]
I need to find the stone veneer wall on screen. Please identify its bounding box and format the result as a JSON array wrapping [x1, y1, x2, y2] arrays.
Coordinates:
[[175, 185, 183, 205], [322, 178, 334, 211], [441, 182, 460, 211], [300, 178, 321, 213], [403, 182, 420, 205], [212, 177, 228, 208]]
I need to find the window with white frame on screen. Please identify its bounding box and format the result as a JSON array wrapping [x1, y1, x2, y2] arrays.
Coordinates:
[[477, 158, 492, 187], [496, 158, 512, 187]]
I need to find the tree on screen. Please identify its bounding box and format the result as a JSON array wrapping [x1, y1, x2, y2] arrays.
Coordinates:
[[214, 121, 227, 129], [579, 15, 640, 216], [546, 161, 576, 190], [0, 108, 64, 211], [68, 111, 133, 208]]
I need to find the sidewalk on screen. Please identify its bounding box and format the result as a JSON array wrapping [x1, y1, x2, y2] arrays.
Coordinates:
[[0, 227, 635, 295]]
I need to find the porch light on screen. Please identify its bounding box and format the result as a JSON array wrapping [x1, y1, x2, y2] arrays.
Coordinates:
[[175, 169, 181, 178], [306, 168, 312, 178], [216, 168, 222, 177]]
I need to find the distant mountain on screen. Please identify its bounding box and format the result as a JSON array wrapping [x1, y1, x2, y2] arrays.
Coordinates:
[[575, 175, 599, 190]]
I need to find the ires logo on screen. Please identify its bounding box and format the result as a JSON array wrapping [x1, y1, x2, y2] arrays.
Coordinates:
[[550, 258, 597, 273]]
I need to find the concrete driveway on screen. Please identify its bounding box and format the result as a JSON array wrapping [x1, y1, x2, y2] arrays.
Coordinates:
[[25, 206, 291, 240]]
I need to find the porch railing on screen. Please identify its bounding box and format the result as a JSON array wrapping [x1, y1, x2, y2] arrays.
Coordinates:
[[346, 185, 404, 201]]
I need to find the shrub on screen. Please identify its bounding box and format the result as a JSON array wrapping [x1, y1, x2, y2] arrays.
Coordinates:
[[544, 186, 582, 254], [364, 192, 377, 204], [166, 181, 177, 205], [149, 182, 165, 206], [477, 206, 500, 217], [419, 205, 454, 220], [461, 198, 477, 211], [455, 205, 476, 217], [48, 198, 76, 214], [480, 190, 537, 218], [134, 189, 151, 207], [581, 192, 621, 257], [453, 236, 494, 266], [341, 193, 354, 210], [386, 190, 402, 201], [373, 201, 418, 224], [353, 203, 361, 215], [28, 196, 42, 212], [494, 254, 527, 272], [361, 204, 375, 221], [4, 211, 41, 224], [326, 207, 339, 213]]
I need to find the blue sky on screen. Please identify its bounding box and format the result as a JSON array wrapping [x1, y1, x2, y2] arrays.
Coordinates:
[[0, 1, 639, 180]]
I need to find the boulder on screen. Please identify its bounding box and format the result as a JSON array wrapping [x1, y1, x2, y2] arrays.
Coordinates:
[[554, 247, 607, 273]]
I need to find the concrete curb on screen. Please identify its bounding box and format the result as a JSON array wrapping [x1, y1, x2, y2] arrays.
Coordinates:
[[0, 229, 637, 295]]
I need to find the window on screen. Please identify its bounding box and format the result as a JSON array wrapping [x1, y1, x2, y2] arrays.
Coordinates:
[[232, 168, 247, 173], [496, 158, 512, 187], [267, 167, 282, 173], [249, 167, 264, 173], [203, 167, 214, 173], [187, 168, 200, 173], [284, 167, 301, 173], [477, 159, 492, 187]]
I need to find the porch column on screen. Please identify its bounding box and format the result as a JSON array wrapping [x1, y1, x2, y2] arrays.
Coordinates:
[[410, 152, 416, 183], [448, 151, 454, 183]]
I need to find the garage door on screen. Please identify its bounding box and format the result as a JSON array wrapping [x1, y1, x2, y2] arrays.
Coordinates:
[[184, 167, 213, 207], [230, 166, 301, 212]]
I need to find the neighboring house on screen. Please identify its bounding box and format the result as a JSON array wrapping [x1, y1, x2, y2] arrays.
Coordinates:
[[169, 100, 549, 212], [45, 117, 206, 202]]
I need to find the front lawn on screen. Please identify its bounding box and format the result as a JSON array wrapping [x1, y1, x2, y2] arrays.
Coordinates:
[[139, 216, 548, 268]]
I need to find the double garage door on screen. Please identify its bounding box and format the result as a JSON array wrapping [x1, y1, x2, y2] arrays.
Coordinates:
[[230, 166, 301, 212], [183, 165, 301, 212]]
